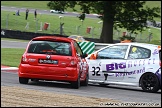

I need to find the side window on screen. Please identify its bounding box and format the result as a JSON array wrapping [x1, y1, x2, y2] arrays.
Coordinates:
[[128, 46, 151, 59], [74, 42, 83, 57], [97, 45, 128, 59]]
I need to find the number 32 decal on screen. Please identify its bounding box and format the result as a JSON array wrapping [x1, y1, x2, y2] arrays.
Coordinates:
[[92, 66, 100, 76]]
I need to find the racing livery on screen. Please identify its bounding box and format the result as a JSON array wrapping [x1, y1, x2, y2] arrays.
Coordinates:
[[86, 43, 161, 92], [18, 36, 89, 89]]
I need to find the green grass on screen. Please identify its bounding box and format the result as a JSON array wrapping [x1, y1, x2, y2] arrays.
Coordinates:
[[1, 1, 161, 20], [1, 1, 50, 10], [1, 38, 30, 42], [1, 48, 25, 67], [1, 1, 161, 39], [145, 1, 161, 22], [1, 10, 101, 38], [147, 40, 161, 45], [1, 1, 161, 13], [1, 1, 82, 13], [1, 10, 161, 42]]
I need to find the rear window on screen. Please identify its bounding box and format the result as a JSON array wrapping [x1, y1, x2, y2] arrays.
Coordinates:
[[27, 40, 72, 56]]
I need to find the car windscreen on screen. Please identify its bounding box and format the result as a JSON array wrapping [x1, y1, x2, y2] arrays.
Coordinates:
[[27, 40, 72, 56]]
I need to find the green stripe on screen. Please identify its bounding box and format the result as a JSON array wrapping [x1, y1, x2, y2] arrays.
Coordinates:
[[82, 42, 94, 53], [77, 42, 95, 54]]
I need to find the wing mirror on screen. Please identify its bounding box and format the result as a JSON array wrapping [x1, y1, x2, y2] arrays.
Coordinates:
[[90, 53, 98, 60], [82, 53, 88, 58]]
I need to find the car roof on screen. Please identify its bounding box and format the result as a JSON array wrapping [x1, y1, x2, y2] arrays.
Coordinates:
[[114, 42, 160, 48], [32, 36, 75, 43], [69, 35, 83, 38]]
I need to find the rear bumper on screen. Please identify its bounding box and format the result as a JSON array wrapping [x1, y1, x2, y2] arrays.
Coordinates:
[[18, 64, 79, 82]]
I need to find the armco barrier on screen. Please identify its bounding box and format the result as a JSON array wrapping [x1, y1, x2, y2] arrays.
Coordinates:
[[1, 29, 119, 54], [1, 29, 101, 42]]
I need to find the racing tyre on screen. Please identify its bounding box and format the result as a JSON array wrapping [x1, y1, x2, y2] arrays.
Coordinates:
[[19, 77, 29, 84], [81, 73, 89, 86], [71, 76, 80, 89], [140, 73, 160, 93]]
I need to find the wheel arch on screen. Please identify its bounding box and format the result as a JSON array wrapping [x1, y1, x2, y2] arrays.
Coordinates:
[[139, 72, 160, 87]]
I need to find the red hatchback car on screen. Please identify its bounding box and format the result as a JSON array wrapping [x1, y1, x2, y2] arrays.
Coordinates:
[[18, 36, 89, 89]]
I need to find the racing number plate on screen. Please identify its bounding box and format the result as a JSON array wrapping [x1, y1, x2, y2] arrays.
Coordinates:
[[39, 59, 58, 64]]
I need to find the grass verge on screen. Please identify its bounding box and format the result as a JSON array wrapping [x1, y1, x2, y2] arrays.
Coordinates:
[[1, 10, 161, 41], [1, 48, 25, 67]]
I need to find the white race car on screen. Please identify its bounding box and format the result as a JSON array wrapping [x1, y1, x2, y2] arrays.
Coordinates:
[[50, 10, 64, 14], [86, 42, 161, 93]]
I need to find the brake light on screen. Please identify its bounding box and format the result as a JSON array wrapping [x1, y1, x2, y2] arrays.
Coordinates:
[[70, 60, 77, 66], [68, 58, 77, 67], [21, 56, 28, 64]]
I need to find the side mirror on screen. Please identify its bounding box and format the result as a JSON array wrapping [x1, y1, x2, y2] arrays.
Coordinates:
[[82, 53, 88, 58], [90, 53, 98, 60]]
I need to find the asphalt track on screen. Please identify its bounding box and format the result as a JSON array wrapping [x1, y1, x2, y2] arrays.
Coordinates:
[[1, 40, 161, 105], [1, 5, 161, 105]]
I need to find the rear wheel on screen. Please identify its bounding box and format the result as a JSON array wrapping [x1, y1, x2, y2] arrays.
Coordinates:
[[19, 77, 29, 84], [71, 75, 80, 89], [140, 73, 160, 93]]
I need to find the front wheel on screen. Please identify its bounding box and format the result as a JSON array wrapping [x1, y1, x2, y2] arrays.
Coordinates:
[[19, 77, 29, 84], [140, 73, 160, 93]]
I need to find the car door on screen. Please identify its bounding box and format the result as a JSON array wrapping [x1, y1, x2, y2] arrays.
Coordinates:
[[88, 45, 129, 82], [124, 45, 152, 83]]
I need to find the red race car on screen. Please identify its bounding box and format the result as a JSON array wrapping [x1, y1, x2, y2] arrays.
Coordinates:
[[18, 36, 89, 89]]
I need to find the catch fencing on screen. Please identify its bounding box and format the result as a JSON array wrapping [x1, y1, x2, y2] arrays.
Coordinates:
[[1, 12, 157, 43]]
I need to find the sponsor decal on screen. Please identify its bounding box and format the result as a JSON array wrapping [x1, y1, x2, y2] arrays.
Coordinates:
[[152, 49, 159, 55], [105, 58, 157, 77], [106, 58, 156, 71], [46, 55, 51, 59], [106, 62, 126, 71], [132, 47, 137, 52], [115, 67, 145, 77], [28, 58, 36, 62]]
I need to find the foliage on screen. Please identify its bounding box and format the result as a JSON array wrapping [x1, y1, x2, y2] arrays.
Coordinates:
[[47, 1, 161, 43], [78, 13, 86, 21]]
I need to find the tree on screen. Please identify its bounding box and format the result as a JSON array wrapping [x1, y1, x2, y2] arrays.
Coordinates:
[[47, 1, 160, 43]]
